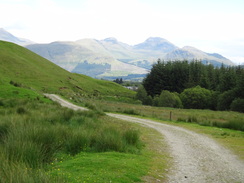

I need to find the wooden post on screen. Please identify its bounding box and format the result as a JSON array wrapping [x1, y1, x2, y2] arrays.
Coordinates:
[[170, 111, 172, 121]]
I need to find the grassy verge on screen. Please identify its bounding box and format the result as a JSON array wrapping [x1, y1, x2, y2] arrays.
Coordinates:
[[82, 99, 244, 131], [48, 152, 148, 183], [80, 99, 244, 160], [47, 116, 170, 183], [0, 98, 169, 182]]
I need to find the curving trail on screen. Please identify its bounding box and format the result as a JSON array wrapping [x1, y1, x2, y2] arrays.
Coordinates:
[[108, 114, 244, 183], [44, 94, 88, 111], [45, 94, 244, 183]]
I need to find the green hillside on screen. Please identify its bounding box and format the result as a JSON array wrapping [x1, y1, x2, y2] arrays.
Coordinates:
[[0, 40, 135, 100]]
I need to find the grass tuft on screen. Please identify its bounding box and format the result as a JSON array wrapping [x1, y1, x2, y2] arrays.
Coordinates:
[[123, 129, 140, 146], [16, 107, 27, 114], [0, 98, 144, 182], [123, 108, 140, 115], [213, 119, 244, 131]]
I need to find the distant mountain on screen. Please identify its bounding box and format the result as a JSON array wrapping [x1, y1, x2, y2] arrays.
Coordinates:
[[1, 29, 234, 79], [25, 37, 179, 78], [0, 28, 33, 46], [100, 37, 140, 60], [26, 40, 148, 78], [26, 38, 235, 79], [134, 37, 178, 53], [164, 46, 234, 66]]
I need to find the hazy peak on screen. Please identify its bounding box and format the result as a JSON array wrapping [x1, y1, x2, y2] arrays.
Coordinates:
[[0, 28, 19, 41], [0, 28, 33, 46], [182, 46, 202, 52], [0, 28, 6, 32], [103, 37, 118, 44], [134, 37, 178, 53], [145, 37, 169, 43]]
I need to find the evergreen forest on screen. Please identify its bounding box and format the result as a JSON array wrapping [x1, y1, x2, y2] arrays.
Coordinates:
[[137, 60, 244, 112]]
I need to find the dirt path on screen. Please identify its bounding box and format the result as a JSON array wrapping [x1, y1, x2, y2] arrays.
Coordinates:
[[45, 94, 244, 183], [108, 114, 244, 183], [44, 94, 88, 111]]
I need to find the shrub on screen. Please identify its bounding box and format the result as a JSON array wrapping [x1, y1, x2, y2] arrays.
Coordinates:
[[136, 85, 147, 102], [180, 86, 212, 109], [230, 98, 244, 113], [136, 85, 152, 105], [158, 90, 182, 108], [10, 80, 22, 87], [217, 89, 237, 111], [16, 107, 27, 114], [152, 95, 160, 106], [123, 109, 140, 115]]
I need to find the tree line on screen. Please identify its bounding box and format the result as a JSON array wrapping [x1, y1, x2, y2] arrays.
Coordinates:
[[136, 60, 244, 112]]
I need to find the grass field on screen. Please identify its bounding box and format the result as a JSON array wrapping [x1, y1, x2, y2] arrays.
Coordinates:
[[81, 98, 244, 159], [82, 98, 244, 131], [47, 116, 170, 183], [0, 98, 169, 182]]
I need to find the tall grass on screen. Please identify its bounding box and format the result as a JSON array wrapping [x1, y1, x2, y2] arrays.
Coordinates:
[[0, 98, 143, 182], [82, 98, 244, 132], [212, 119, 244, 131]]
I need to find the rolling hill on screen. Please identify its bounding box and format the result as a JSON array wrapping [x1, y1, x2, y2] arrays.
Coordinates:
[[0, 40, 135, 100]]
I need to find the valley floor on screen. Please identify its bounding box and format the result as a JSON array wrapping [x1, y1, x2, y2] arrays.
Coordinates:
[[46, 94, 244, 182]]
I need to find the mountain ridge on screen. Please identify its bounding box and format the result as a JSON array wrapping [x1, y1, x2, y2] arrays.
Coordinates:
[[26, 37, 235, 78], [0, 28, 34, 46], [164, 46, 234, 66], [0, 28, 235, 79], [133, 37, 178, 52]]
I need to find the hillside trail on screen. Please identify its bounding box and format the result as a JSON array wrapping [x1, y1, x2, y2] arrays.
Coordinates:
[[45, 94, 244, 183]]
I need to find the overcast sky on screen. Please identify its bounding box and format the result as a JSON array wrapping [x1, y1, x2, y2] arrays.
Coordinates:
[[1, 0, 244, 64]]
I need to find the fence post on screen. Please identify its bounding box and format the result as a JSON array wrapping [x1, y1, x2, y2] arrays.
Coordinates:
[[170, 111, 172, 121]]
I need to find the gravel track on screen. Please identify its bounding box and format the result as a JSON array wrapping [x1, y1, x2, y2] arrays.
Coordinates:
[[44, 94, 88, 111], [108, 114, 244, 183], [45, 94, 244, 183]]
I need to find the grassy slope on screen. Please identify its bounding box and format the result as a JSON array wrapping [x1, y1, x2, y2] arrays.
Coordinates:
[[0, 40, 135, 99], [1, 41, 168, 182]]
